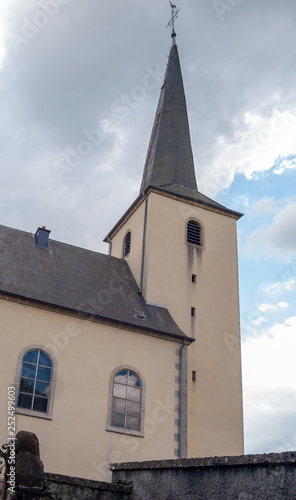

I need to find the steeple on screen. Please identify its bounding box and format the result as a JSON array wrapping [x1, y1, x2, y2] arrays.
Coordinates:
[[105, 29, 242, 246], [105, 23, 244, 461], [140, 38, 198, 195]]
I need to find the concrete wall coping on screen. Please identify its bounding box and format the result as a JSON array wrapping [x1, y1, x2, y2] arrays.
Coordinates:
[[45, 472, 132, 493], [110, 451, 296, 471]]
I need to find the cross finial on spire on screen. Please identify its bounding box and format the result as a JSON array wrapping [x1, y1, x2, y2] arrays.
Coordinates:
[[166, 2, 180, 40]]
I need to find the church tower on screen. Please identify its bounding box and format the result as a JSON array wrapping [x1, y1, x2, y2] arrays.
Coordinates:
[[105, 33, 244, 458]]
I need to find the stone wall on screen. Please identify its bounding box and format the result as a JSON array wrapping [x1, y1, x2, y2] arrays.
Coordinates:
[[43, 473, 131, 500], [111, 451, 296, 500], [6, 473, 131, 500], [3, 431, 296, 499]]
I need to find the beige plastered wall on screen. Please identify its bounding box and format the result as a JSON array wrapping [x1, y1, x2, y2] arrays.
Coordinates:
[[0, 298, 181, 481], [110, 190, 244, 458]]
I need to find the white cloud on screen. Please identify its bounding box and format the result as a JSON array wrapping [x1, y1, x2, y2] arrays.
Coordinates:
[[199, 107, 296, 197], [252, 317, 268, 326], [258, 302, 289, 313], [243, 316, 296, 453], [244, 201, 296, 261], [240, 109, 296, 179], [274, 156, 296, 175], [266, 279, 296, 294], [249, 197, 275, 216], [0, 0, 14, 68]]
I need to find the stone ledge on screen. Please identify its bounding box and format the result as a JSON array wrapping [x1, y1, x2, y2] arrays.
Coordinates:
[[110, 451, 296, 471], [45, 472, 132, 493]]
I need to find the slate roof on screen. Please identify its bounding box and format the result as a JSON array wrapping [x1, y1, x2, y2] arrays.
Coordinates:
[[152, 184, 243, 218], [137, 40, 243, 220], [0, 224, 189, 341], [140, 40, 197, 194]]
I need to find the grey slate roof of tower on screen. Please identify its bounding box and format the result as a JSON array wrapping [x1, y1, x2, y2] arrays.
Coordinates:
[[104, 39, 243, 244], [140, 40, 197, 194], [135, 40, 243, 220], [0, 224, 188, 340]]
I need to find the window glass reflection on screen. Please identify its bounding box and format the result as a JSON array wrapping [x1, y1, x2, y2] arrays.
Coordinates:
[[35, 382, 50, 397], [20, 378, 34, 394], [128, 373, 140, 387], [21, 363, 36, 379], [113, 383, 127, 399], [114, 370, 128, 384], [33, 397, 48, 413], [126, 415, 140, 431], [37, 366, 51, 382], [111, 412, 125, 428], [23, 350, 38, 364], [113, 397, 126, 413], [127, 386, 140, 402], [39, 351, 52, 367], [17, 349, 52, 414], [126, 400, 140, 415], [111, 369, 142, 432]]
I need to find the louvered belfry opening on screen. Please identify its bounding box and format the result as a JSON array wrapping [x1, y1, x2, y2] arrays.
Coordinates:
[[124, 231, 131, 256], [187, 220, 201, 246]]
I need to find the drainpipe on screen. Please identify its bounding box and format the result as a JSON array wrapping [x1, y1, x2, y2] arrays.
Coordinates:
[[138, 195, 148, 294], [179, 338, 186, 459]]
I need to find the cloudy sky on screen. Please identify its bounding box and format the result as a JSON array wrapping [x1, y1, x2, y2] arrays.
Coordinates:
[[1, 0, 296, 456]]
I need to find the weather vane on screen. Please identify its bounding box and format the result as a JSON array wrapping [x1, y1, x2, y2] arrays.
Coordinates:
[[166, 1, 180, 39]]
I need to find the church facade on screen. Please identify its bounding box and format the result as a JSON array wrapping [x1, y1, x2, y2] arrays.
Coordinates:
[[0, 35, 244, 482]]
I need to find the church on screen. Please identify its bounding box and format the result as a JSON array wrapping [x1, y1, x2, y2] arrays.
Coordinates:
[[0, 26, 244, 482]]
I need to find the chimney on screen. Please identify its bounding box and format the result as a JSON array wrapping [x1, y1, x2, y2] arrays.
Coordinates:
[[35, 226, 51, 249]]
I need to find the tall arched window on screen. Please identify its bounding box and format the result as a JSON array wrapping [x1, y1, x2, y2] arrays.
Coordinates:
[[111, 369, 141, 431], [15, 346, 57, 419], [106, 367, 145, 436], [187, 220, 202, 246], [123, 231, 131, 257], [18, 349, 52, 413]]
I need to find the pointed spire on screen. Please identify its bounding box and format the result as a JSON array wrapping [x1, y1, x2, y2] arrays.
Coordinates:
[[140, 39, 198, 195]]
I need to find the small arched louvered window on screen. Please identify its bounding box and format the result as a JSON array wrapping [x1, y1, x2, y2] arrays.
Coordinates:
[[111, 369, 141, 432], [17, 349, 52, 413], [187, 220, 202, 246], [124, 231, 131, 257]]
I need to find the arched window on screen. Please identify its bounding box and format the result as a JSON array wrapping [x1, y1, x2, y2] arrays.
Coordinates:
[[15, 346, 57, 419], [123, 231, 131, 257], [107, 367, 145, 436], [111, 369, 141, 431], [187, 220, 202, 246]]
